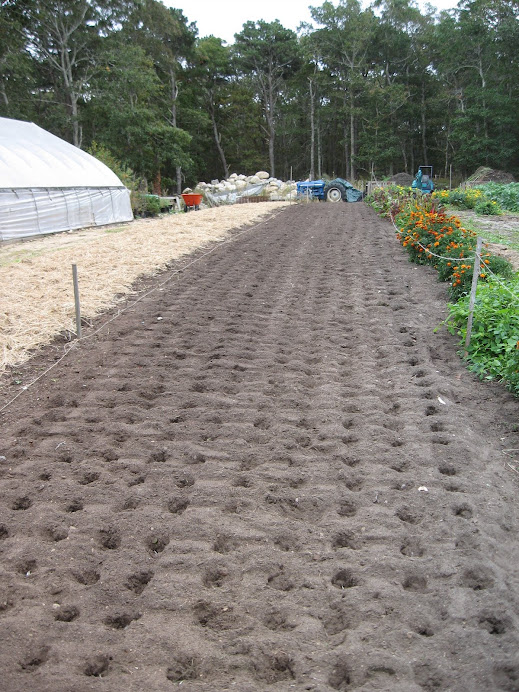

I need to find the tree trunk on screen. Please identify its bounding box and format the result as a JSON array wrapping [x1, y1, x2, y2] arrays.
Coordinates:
[[153, 170, 162, 196], [309, 78, 315, 180], [0, 78, 8, 107], [212, 121, 229, 180], [317, 116, 322, 179], [478, 54, 489, 146], [343, 95, 349, 178], [268, 129, 275, 178], [421, 83, 428, 165], [70, 95, 81, 148], [209, 97, 229, 179], [170, 69, 183, 194], [267, 74, 275, 176], [350, 105, 355, 181], [344, 124, 348, 179]]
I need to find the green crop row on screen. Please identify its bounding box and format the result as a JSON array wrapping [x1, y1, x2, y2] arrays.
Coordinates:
[[367, 186, 519, 395], [433, 183, 519, 214], [446, 277, 519, 396]]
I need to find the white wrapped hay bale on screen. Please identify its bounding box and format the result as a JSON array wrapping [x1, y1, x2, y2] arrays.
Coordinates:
[[194, 171, 297, 205]]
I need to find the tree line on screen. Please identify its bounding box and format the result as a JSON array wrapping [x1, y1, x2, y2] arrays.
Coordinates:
[[1, 0, 518, 193]]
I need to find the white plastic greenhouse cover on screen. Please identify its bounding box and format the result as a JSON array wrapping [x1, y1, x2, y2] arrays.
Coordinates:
[[0, 117, 133, 240]]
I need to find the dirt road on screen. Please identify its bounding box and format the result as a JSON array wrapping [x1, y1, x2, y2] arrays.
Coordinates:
[[1, 203, 518, 691]]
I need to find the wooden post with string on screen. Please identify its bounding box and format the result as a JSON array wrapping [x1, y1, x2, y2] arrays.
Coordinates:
[[464, 237, 482, 358], [72, 263, 81, 339]]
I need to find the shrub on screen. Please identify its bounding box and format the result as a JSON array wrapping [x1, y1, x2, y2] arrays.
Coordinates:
[[447, 276, 519, 395], [142, 194, 161, 216], [474, 183, 519, 213], [433, 188, 484, 209], [365, 185, 416, 217], [89, 142, 138, 191], [475, 199, 501, 215], [434, 183, 519, 213], [88, 142, 147, 216], [439, 253, 514, 301], [395, 206, 477, 269]]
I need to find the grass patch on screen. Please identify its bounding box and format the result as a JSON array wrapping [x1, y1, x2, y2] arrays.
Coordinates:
[[104, 227, 126, 234]]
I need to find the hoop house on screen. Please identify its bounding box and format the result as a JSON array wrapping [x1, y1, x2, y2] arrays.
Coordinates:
[[0, 117, 133, 241]]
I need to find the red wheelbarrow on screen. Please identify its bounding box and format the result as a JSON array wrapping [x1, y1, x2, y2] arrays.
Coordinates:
[[181, 193, 203, 212]]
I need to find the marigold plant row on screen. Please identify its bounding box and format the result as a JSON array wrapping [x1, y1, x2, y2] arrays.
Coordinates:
[[366, 185, 519, 396]]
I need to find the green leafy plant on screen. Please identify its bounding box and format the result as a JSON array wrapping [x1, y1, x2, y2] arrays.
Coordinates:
[[387, 197, 514, 300], [434, 184, 519, 214], [438, 253, 514, 301], [474, 183, 519, 213], [475, 199, 501, 215], [88, 142, 145, 216], [89, 142, 139, 192], [142, 194, 161, 217], [447, 276, 519, 395], [433, 188, 484, 209], [369, 191, 519, 397]]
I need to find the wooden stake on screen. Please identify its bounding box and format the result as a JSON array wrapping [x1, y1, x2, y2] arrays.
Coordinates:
[[464, 236, 482, 357], [72, 263, 81, 339]]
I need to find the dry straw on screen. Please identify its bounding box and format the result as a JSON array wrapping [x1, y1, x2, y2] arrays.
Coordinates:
[[0, 203, 287, 372]]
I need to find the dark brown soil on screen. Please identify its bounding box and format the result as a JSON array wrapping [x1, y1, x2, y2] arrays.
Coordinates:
[[1, 203, 518, 691], [389, 173, 414, 186], [467, 167, 515, 184]]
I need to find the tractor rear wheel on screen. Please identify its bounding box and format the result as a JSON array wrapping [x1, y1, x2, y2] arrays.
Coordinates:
[[324, 182, 346, 203]]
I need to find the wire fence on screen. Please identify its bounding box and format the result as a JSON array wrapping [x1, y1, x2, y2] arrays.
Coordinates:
[[0, 206, 287, 415], [388, 200, 519, 304], [2, 197, 517, 415]]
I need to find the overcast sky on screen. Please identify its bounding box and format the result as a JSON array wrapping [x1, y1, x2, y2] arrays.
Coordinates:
[[163, 0, 459, 44]]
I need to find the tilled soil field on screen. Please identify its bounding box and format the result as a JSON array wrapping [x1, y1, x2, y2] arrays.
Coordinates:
[[1, 202, 518, 691]]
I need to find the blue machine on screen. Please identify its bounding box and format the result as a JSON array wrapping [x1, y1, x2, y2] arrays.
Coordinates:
[[296, 177, 364, 203], [411, 166, 434, 193]]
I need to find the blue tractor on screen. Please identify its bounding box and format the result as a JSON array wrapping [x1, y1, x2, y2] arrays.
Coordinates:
[[296, 177, 364, 203], [411, 166, 434, 193]]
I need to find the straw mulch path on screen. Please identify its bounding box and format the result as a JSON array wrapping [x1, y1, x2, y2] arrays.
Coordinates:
[[0, 203, 288, 373]]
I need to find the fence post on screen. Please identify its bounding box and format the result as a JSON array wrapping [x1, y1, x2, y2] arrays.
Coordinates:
[[72, 263, 81, 339], [464, 236, 482, 357]]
